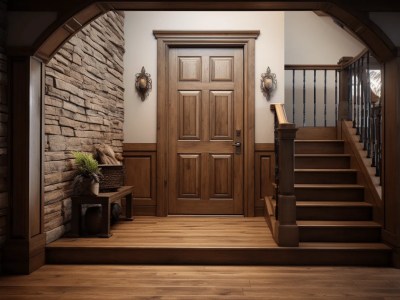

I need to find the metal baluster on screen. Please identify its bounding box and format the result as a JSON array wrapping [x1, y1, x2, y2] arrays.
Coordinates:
[[324, 69, 327, 127], [313, 70, 316, 126], [348, 64, 353, 121], [360, 56, 364, 143], [365, 53, 371, 155], [335, 70, 338, 124], [371, 104, 377, 167], [292, 70, 295, 124], [376, 105, 382, 180], [354, 64, 357, 124], [356, 60, 361, 135], [303, 70, 306, 127]]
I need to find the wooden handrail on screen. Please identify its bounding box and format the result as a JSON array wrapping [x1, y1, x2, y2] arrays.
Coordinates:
[[284, 48, 368, 71], [285, 64, 340, 71], [270, 103, 290, 125], [340, 48, 369, 69]]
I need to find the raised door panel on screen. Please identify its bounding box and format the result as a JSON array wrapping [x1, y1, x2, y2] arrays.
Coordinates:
[[178, 154, 201, 199], [179, 57, 202, 81], [210, 91, 233, 140], [210, 57, 233, 82], [209, 154, 233, 199], [178, 91, 201, 140]]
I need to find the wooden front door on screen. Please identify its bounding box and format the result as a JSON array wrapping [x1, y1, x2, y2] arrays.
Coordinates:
[[168, 48, 244, 214]]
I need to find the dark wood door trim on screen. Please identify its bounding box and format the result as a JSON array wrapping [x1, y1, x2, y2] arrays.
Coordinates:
[[154, 31, 259, 217]]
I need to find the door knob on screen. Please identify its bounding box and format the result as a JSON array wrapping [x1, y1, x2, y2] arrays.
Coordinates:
[[232, 142, 241, 147]]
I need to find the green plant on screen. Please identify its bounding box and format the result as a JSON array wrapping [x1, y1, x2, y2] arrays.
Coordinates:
[[72, 151, 101, 182]]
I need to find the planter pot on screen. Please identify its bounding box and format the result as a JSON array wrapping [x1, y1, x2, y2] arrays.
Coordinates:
[[73, 177, 100, 196]]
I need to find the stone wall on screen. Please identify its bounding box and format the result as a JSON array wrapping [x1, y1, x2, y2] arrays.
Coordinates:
[[0, 0, 7, 272], [44, 11, 125, 243]]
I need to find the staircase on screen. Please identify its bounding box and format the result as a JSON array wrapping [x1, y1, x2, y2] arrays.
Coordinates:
[[266, 127, 391, 266]]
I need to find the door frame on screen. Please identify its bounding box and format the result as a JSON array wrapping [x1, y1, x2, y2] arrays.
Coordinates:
[[154, 30, 260, 217]]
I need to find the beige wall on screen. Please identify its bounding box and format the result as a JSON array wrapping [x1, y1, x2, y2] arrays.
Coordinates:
[[284, 11, 365, 126], [123, 11, 366, 143], [285, 12, 365, 64], [123, 11, 285, 144]]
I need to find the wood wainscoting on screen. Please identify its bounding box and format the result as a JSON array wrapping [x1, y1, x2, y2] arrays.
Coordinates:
[[124, 143, 275, 216], [255, 144, 275, 216], [123, 143, 157, 216]]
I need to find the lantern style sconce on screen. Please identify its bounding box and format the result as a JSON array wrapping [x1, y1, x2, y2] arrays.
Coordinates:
[[261, 67, 277, 100], [135, 66, 152, 101]]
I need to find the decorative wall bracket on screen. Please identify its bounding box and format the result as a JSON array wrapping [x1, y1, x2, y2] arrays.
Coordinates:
[[135, 66, 152, 101], [261, 67, 277, 100]]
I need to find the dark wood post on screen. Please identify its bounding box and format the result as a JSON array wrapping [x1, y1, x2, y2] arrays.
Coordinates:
[[275, 123, 298, 246], [337, 56, 353, 122], [3, 56, 45, 274], [382, 49, 400, 268]]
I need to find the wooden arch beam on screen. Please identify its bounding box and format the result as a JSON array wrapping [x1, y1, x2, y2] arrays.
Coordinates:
[[30, 1, 397, 64]]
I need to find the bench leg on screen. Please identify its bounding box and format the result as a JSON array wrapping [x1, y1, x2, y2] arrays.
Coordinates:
[[98, 200, 112, 238], [70, 201, 81, 237], [125, 192, 134, 221]]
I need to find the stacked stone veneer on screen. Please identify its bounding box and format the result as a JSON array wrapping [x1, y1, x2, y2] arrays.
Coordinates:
[[0, 0, 7, 265], [44, 11, 125, 243]]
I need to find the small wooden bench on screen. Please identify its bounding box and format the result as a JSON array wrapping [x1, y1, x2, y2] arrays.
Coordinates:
[[70, 186, 134, 238]]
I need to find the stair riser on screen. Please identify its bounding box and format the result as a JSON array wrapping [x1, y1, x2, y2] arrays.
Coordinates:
[[297, 206, 372, 221], [295, 157, 350, 169], [295, 172, 357, 184], [46, 247, 391, 266], [296, 127, 337, 140], [295, 142, 344, 154], [295, 188, 364, 201], [299, 227, 381, 243]]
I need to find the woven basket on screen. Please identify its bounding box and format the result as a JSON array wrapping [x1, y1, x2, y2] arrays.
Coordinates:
[[99, 164, 124, 192]]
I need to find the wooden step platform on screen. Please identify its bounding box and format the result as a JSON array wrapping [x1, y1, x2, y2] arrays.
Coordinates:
[[295, 154, 351, 169], [46, 217, 391, 266], [270, 199, 372, 221], [295, 169, 358, 184], [295, 184, 364, 201], [298, 220, 382, 243], [295, 140, 344, 154]]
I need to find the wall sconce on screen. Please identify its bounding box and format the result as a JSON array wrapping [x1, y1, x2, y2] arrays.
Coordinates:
[[261, 67, 277, 100], [135, 66, 152, 101]]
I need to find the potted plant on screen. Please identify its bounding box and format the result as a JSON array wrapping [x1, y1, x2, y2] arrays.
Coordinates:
[[72, 151, 102, 196]]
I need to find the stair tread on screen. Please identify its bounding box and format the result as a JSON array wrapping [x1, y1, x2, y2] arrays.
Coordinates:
[[295, 169, 357, 172], [295, 140, 344, 143], [299, 242, 391, 250], [298, 220, 380, 227], [296, 201, 372, 207], [295, 154, 351, 157], [295, 184, 364, 188], [271, 199, 370, 207]]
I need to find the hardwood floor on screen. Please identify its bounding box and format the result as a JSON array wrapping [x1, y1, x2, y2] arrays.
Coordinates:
[[46, 217, 391, 266], [1, 265, 400, 299], [51, 216, 276, 248]]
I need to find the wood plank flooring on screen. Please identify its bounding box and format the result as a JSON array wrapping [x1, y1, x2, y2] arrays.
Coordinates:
[[50, 216, 276, 248], [1, 265, 400, 299], [46, 217, 392, 266]]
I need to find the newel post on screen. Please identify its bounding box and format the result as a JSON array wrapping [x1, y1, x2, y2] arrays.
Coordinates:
[[337, 56, 353, 122], [275, 124, 298, 247]]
